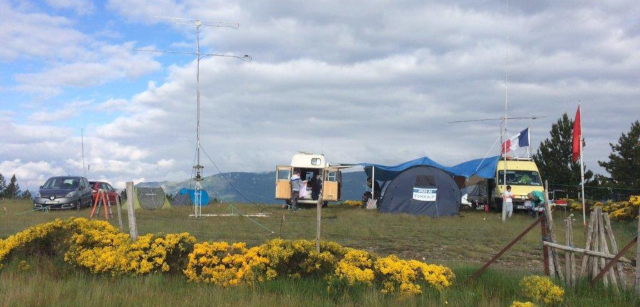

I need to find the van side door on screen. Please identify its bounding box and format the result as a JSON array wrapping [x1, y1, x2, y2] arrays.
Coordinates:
[[322, 167, 339, 202], [275, 166, 293, 200]]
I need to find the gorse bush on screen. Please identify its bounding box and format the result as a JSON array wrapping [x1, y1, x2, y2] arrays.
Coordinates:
[[342, 200, 362, 207], [0, 218, 455, 296], [564, 196, 640, 221], [519, 275, 564, 305]]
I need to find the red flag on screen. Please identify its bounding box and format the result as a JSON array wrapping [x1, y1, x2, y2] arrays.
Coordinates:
[[572, 106, 581, 162]]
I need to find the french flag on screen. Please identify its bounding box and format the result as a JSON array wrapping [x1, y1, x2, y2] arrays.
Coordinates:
[[501, 128, 530, 154]]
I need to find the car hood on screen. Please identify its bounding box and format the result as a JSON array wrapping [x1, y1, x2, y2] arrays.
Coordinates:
[[39, 188, 76, 196]]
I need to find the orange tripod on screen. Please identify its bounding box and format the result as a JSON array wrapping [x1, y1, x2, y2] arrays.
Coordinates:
[[90, 189, 113, 220]]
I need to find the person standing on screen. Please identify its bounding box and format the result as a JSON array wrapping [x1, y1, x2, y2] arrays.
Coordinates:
[[311, 173, 322, 201], [502, 185, 515, 218], [290, 170, 304, 211]]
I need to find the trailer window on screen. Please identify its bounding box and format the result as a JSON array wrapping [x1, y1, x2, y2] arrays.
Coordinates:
[[497, 170, 542, 186], [327, 171, 337, 182], [311, 158, 321, 166], [277, 169, 291, 180]]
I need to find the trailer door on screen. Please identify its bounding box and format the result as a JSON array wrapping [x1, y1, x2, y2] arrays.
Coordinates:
[[275, 166, 293, 200], [322, 167, 339, 202]]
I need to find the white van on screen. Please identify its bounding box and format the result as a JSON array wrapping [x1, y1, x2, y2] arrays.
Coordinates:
[[275, 152, 342, 206]]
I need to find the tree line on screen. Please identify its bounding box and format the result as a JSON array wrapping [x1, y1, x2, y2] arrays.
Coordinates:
[[0, 173, 32, 199], [533, 116, 640, 200]]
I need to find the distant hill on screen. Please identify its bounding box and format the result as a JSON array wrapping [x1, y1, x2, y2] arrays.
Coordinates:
[[137, 171, 368, 204]]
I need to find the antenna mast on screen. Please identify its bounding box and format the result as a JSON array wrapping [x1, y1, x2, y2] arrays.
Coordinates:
[[81, 128, 87, 178], [501, 0, 510, 222], [135, 17, 251, 218]]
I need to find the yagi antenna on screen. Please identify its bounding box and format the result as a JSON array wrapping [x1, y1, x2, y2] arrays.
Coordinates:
[[154, 16, 239, 28], [448, 115, 546, 124], [133, 16, 252, 218]]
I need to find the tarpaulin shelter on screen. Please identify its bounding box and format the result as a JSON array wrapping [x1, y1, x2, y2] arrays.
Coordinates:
[[172, 188, 210, 206], [357, 155, 499, 217]]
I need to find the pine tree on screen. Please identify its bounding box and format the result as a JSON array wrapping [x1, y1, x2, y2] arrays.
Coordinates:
[[533, 113, 593, 196], [598, 121, 640, 192], [0, 173, 6, 198], [21, 190, 33, 199], [4, 174, 21, 199]]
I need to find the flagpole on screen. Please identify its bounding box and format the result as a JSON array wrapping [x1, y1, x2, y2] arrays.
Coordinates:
[[579, 104, 586, 226], [528, 125, 531, 159]]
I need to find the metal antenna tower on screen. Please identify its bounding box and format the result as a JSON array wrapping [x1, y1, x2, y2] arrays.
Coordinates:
[[135, 16, 251, 218], [81, 128, 87, 178]]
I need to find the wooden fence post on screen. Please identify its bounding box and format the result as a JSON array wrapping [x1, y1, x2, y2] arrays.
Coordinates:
[[603, 214, 626, 289], [126, 182, 138, 241], [544, 180, 564, 280], [115, 193, 124, 232], [315, 170, 324, 253]]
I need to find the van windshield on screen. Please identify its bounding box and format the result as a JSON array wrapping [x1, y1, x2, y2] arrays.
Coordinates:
[[43, 177, 80, 189], [497, 170, 542, 186]]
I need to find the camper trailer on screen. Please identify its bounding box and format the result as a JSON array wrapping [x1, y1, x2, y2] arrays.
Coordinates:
[[275, 152, 342, 206]]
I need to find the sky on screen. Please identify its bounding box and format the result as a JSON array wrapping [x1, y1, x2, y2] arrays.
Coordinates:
[[0, 0, 638, 190]]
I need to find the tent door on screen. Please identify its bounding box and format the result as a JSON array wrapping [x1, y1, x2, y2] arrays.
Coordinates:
[[275, 165, 292, 200], [323, 167, 339, 202]]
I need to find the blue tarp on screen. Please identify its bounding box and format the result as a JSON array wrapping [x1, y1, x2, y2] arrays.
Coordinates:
[[360, 155, 500, 184], [177, 188, 210, 206]]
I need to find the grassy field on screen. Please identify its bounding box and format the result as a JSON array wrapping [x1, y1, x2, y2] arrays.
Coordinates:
[[1, 199, 638, 306]]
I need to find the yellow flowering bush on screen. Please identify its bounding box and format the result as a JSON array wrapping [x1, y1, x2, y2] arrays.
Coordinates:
[[329, 249, 375, 291], [374, 255, 455, 295], [342, 200, 362, 207], [1, 220, 454, 297], [258, 239, 347, 279], [0, 219, 65, 269], [184, 242, 268, 286], [603, 196, 639, 221], [519, 276, 564, 306], [511, 302, 537, 307]]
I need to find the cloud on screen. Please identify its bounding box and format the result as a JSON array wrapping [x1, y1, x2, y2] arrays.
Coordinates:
[[14, 42, 161, 96], [0, 159, 65, 188], [44, 0, 94, 15], [1, 0, 638, 191], [28, 100, 92, 122], [0, 1, 160, 97]]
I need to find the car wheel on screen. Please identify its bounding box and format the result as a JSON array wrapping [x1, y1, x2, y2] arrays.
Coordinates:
[[76, 200, 82, 211]]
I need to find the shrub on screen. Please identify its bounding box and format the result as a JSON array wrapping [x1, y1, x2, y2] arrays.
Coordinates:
[[1, 220, 455, 297], [374, 255, 455, 295], [519, 275, 564, 305]]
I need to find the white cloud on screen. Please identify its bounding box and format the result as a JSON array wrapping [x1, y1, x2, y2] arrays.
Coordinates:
[[157, 159, 175, 168], [44, 0, 94, 15], [1, 0, 639, 190], [0, 159, 66, 188], [14, 42, 161, 96], [28, 100, 92, 122]]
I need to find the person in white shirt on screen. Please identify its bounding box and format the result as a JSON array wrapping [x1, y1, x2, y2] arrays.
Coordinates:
[[503, 185, 515, 218]]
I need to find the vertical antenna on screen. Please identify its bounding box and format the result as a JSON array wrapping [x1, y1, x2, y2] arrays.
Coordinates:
[[501, 0, 509, 223], [81, 128, 87, 178], [134, 17, 251, 218]]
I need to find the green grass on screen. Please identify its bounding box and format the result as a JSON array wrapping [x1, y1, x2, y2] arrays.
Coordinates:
[[1, 199, 638, 306]]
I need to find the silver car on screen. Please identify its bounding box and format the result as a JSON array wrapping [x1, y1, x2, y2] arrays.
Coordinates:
[[34, 176, 93, 210]]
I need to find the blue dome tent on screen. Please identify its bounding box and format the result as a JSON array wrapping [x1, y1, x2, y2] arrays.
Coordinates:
[[172, 188, 210, 206], [357, 156, 500, 217]]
